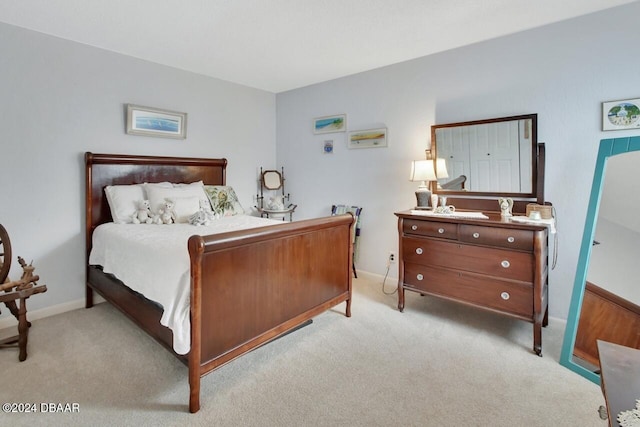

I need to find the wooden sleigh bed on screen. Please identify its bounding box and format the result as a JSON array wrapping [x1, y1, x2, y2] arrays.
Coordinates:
[[84, 152, 353, 413]]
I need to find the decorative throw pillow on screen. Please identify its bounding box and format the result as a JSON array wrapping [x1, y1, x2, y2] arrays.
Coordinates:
[[203, 186, 245, 217], [104, 184, 146, 223]]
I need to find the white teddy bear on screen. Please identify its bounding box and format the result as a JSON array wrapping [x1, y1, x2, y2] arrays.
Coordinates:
[[149, 211, 163, 225], [158, 199, 177, 224], [189, 200, 216, 226], [131, 200, 152, 224]]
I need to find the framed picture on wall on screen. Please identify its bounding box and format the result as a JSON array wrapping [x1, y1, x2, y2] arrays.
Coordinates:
[[348, 128, 387, 149], [602, 98, 640, 131], [313, 114, 346, 134], [126, 104, 188, 139], [323, 140, 334, 153]]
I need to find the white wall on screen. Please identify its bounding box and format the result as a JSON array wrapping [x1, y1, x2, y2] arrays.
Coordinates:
[[589, 218, 640, 305], [0, 23, 276, 320], [275, 2, 640, 319], [599, 151, 640, 233]]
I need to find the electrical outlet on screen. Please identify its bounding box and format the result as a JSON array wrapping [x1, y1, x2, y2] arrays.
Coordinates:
[[388, 251, 396, 264]]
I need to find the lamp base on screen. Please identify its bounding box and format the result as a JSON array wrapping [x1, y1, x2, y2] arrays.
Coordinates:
[[415, 189, 432, 208]]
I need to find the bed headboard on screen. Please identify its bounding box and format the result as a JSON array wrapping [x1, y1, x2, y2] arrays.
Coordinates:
[[85, 152, 227, 257]]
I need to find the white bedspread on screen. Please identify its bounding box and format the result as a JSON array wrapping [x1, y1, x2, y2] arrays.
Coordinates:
[[89, 215, 281, 355]]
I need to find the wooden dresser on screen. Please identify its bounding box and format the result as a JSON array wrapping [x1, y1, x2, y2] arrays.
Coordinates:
[[395, 210, 549, 356]]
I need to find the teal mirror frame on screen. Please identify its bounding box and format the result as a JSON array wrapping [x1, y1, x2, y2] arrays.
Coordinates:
[[560, 135, 640, 384]]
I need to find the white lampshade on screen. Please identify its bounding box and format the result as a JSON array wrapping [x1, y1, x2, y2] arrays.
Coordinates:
[[435, 158, 449, 179], [410, 160, 436, 208], [409, 160, 437, 184]]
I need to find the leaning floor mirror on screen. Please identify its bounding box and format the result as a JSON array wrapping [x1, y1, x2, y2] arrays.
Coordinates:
[[560, 135, 640, 384]]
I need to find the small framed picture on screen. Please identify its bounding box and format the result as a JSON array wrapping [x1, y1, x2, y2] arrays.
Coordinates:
[[126, 104, 188, 139], [348, 128, 387, 149], [323, 140, 334, 154], [602, 98, 640, 131], [313, 114, 346, 134]]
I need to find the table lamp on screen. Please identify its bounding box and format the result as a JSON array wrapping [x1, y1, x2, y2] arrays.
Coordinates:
[[410, 159, 437, 208]]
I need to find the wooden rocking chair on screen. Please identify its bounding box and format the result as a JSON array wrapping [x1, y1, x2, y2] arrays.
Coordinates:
[[0, 224, 47, 361]]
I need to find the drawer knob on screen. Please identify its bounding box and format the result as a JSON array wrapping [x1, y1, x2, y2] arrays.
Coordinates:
[[507, 236, 515, 243], [438, 228, 445, 234], [500, 292, 510, 300], [411, 225, 418, 231], [501, 260, 510, 268], [415, 248, 423, 255], [416, 274, 424, 281], [472, 232, 480, 238]]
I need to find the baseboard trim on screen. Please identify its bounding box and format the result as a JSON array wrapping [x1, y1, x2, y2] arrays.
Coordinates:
[[0, 295, 105, 331]]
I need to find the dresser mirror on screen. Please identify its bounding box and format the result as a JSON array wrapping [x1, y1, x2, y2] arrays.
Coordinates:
[[560, 136, 640, 384], [431, 114, 539, 200]]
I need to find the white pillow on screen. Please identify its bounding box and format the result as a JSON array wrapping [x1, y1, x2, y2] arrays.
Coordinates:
[[143, 182, 174, 192], [146, 185, 209, 223], [173, 180, 204, 188], [172, 197, 202, 223], [104, 184, 145, 224]]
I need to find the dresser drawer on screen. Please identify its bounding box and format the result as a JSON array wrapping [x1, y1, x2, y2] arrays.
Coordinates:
[[459, 224, 534, 251], [403, 219, 457, 239], [403, 263, 534, 318], [402, 237, 534, 282]]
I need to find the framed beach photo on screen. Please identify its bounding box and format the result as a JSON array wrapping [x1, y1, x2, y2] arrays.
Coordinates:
[[126, 104, 188, 139], [313, 114, 346, 134], [348, 128, 387, 149], [602, 98, 640, 131]]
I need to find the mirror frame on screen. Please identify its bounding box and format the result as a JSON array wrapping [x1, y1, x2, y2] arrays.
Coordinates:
[[431, 114, 542, 209], [261, 170, 283, 190], [560, 135, 640, 385]]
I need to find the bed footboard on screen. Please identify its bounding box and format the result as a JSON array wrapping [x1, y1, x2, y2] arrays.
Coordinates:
[[187, 214, 353, 413]]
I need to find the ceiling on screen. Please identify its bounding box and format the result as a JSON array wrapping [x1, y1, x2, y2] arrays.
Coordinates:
[[0, 0, 636, 93]]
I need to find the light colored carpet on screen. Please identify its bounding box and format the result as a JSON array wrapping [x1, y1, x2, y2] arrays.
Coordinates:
[[0, 273, 605, 426]]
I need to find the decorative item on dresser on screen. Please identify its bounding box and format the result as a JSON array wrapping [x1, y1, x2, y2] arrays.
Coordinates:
[[396, 113, 552, 356], [499, 197, 514, 217]]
